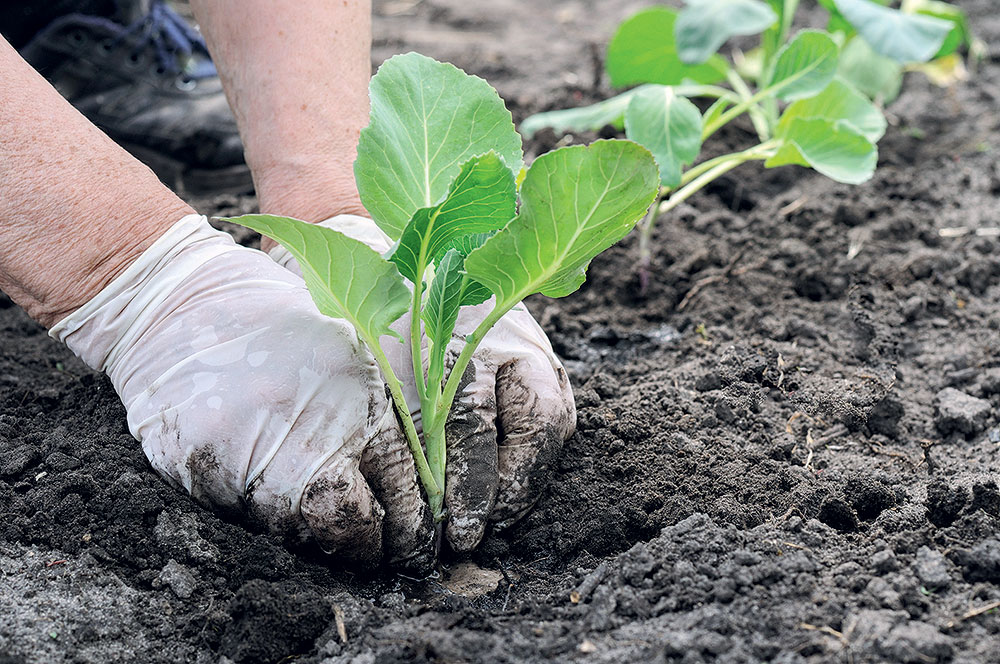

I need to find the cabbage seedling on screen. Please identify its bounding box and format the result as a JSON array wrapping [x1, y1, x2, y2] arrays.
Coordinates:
[[228, 53, 659, 523], [521, 0, 976, 287]]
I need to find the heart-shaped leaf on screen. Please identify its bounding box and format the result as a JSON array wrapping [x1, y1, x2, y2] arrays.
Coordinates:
[[777, 78, 887, 142], [767, 30, 839, 101], [624, 86, 703, 188], [356, 53, 523, 240], [465, 140, 659, 306]]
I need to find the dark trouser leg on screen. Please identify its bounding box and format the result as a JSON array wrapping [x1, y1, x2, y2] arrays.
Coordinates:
[[0, 1, 119, 49]]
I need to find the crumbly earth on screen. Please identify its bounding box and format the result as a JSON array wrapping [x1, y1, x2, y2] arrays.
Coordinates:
[[3, 1, 1000, 662]]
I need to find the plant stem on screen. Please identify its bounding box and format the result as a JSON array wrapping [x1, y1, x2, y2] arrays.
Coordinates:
[[758, 0, 799, 132], [438, 305, 508, 428], [410, 282, 427, 401], [421, 421, 447, 519], [659, 143, 776, 217], [779, 0, 799, 46], [702, 83, 783, 141], [725, 69, 771, 141], [366, 341, 441, 506], [678, 140, 778, 189], [637, 189, 666, 294]]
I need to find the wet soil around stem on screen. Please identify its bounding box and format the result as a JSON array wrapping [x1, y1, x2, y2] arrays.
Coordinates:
[[3, 0, 1000, 662]]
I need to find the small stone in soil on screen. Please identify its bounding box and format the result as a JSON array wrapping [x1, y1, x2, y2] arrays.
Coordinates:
[[157, 559, 198, 599], [871, 549, 899, 574], [878, 621, 954, 663], [913, 547, 951, 590], [934, 388, 991, 436]]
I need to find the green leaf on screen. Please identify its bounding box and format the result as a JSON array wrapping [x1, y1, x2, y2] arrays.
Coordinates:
[[391, 152, 516, 283], [442, 232, 494, 259], [766, 117, 876, 184], [457, 277, 493, 308], [227, 214, 409, 343], [767, 30, 839, 101], [624, 86, 703, 188], [675, 0, 778, 64], [837, 36, 903, 103], [355, 52, 523, 240], [465, 140, 659, 306], [761, 0, 785, 57], [607, 7, 729, 88], [907, 0, 972, 58], [832, 0, 953, 63], [439, 233, 494, 306], [777, 78, 887, 142], [423, 249, 465, 380]]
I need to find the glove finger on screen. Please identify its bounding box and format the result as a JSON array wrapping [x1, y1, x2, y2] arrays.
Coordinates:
[[443, 356, 500, 552], [360, 413, 435, 573], [491, 353, 575, 528], [300, 455, 385, 567]]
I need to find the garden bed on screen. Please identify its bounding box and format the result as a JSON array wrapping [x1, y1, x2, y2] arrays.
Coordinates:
[[3, 0, 1000, 662]]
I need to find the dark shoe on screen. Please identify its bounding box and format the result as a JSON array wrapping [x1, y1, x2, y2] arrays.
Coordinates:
[[21, 1, 252, 195]]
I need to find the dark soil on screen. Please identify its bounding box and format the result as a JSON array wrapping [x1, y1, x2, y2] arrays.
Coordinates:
[[4, 1, 1000, 662]]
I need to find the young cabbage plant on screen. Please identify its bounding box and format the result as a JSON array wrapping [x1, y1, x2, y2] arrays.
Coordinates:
[[228, 53, 659, 523], [521, 0, 977, 288]]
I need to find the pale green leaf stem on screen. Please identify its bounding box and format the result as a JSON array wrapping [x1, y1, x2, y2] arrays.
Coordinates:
[[724, 68, 772, 141], [389, 150, 516, 407]]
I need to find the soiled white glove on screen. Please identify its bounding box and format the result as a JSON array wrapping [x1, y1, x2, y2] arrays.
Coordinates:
[[270, 215, 576, 552], [51, 215, 433, 568]]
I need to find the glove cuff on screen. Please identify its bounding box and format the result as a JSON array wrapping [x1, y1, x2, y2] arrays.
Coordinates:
[[50, 214, 241, 372], [267, 213, 393, 270]]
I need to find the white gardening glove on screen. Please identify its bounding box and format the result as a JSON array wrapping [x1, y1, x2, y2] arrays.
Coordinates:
[[270, 214, 576, 552], [51, 214, 433, 569]]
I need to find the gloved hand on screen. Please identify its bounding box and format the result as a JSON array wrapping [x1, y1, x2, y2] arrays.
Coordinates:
[[269, 214, 576, 552], [50, 214, 434, 569]]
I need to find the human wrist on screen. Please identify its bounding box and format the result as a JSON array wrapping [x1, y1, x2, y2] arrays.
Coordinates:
[[2, 200, 193, 329], [49, 213, 244, 374], [253, 159, 369, 252]]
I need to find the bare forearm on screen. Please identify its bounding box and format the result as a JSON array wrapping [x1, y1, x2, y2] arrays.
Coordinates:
[[0, 38, 192, 328], [191, 0, 372, 230]]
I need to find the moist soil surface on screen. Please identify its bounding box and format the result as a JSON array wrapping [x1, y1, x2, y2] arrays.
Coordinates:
[[4, 1, 1000, 662]]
